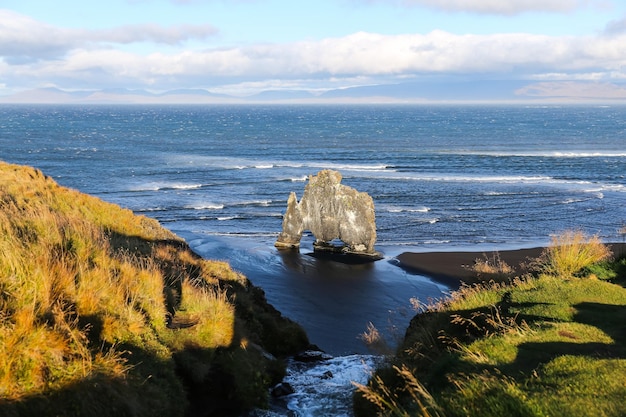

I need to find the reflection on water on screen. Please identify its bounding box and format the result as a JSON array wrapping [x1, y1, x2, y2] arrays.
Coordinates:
[[183, 232, 448, 356]]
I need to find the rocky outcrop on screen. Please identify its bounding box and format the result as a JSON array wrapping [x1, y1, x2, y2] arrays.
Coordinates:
[[275, 170, 379, 256]]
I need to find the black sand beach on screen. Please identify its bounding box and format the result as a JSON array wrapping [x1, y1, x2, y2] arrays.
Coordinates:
[[396, 243, 626, 286]]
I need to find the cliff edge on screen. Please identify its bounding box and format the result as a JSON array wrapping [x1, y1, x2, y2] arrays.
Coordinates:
[[0, 161, 309, 417]]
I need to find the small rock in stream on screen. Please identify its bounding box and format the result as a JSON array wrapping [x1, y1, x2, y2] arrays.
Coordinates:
[[271, 382, 295, 398], [293, 350, 333, 363]]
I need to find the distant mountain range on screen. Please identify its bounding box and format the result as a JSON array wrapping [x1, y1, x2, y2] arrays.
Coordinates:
[[2, 80, 626, 104]]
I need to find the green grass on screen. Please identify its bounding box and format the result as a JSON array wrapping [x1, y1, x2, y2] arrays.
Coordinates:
[[0, 161, 309, 416], [356, 233, 626, 417]]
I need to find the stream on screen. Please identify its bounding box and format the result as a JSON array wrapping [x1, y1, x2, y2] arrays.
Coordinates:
[[250, 354, 386, 416]]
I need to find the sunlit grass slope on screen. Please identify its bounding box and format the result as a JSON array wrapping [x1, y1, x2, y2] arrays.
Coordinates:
[[0, 161, 308, 417], [356, 232, 626, 417]]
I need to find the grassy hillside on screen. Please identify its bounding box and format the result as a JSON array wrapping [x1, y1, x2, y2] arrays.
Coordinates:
[[356, 233, 626, 417], [0, 161, 309, 416]]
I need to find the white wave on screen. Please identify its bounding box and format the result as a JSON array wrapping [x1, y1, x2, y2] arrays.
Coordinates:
[[387, 206, 430, 213], [184, 203, 224, 210], [422, 240, 452, 244], [274, 161, 392, 172], [233, 199, 272, 207], [129, 182, 203, 192], [164, 154, 271, 170], [553, 152, 626, 158], [53, 146, 98, 152], [408, 217, 439, 224], [599, 184, 626, 192], [198, 231, 280, 237], [276, 354, 384, 417], [278, 175, 308, 182], [170, 183, 203, 190], [456, 175, 552, 183], [582, 184, 625, 194], [303, 161, 392, 172], [381, 240, 451, 246], [217, 216, 236, 221], [381, 173, 554, 183], [562, 198, 586, 204], [164, 153, 396, 173], [439, 150, 626, 158], [128, 185, 161, 191], [363, 172, 610, 190], [136, 207, 166, 212], [482, 191, 525, 196]]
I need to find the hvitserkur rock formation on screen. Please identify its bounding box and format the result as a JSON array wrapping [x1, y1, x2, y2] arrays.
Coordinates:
[[275, 170, 379, 257]]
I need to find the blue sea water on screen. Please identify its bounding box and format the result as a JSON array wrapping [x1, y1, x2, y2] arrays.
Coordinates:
[[2, 104, 625, 251], [2, 104, 625, 415]]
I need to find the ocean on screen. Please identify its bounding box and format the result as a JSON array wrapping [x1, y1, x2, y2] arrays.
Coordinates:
[[3, 104, 625, 250], [2, 104, 625, 414]]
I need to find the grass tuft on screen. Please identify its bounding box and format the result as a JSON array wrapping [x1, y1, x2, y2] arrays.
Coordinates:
[[354, 364, 443, 417], [535, 230, 612, 278], [360, 321, 393, 355], [469, 252, 515, 280]]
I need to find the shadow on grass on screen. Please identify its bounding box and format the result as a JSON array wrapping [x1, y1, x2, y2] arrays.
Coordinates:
[[0, 231, 309, 417], [506, 301, 626, 378], [360, 271, 626, 417], [607, 243, 626, 288], [0, 343, 187, 417], [417, 292, 626, 386], [573, 302, 626, 346]]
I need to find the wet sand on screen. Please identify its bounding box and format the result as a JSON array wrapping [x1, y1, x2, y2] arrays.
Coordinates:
[[396, 243, 626, 287], [396, 247, 544, 286]]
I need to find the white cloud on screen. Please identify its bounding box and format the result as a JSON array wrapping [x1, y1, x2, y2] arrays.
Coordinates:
[[91, 24, 218, 45], [0, 9, 217, 62], [530, 72, 611, 80], [360, 0, 607, 15], [0, 10, 76, 61], [3, 11, 626, 94], [213, 31, 626, 78]]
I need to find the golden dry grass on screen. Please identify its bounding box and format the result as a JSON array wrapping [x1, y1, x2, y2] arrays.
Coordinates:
[[536, 230, 612, 278], [470, 252, 515, 280], [354, 364, 443, 417], [0, 161, 308, 415]]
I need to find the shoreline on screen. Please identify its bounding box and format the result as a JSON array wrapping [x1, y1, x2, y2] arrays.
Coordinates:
[[395, 243, 626, 287]]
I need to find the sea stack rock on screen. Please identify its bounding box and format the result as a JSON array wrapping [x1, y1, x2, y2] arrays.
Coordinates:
[[275, 170, 379, 257]]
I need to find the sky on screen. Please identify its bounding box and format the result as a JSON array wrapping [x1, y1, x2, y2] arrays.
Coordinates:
[[2, 0, 626, 99]]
